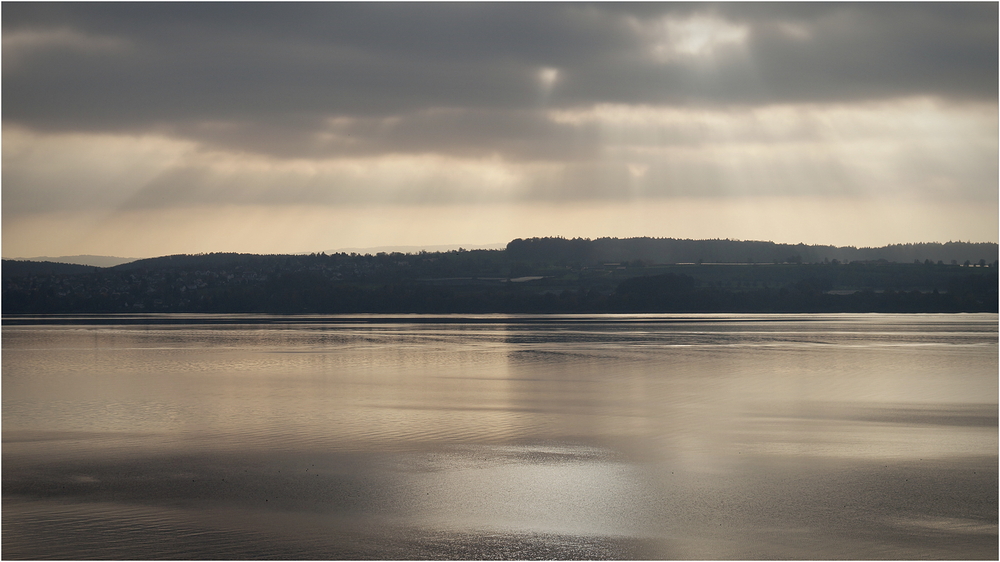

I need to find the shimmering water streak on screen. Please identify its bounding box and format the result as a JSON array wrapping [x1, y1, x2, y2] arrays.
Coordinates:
[[3, 314, 997, 559]]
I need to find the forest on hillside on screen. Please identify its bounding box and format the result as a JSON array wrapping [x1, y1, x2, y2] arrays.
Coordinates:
[[3, 238, 997, 314]]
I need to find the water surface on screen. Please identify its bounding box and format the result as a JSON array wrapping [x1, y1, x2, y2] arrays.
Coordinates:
[[3, 313, 997, 559]]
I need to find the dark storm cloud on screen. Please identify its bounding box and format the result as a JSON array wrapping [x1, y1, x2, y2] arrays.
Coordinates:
[[734, 3, 998, 104], [3, 2, 997, 160], [3, 3, 618, 125]]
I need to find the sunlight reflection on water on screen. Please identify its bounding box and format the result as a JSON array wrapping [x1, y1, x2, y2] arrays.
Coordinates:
[[3, 314, 997, 559]]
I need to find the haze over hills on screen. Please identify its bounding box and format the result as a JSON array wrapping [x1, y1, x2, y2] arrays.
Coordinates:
[[12, 255, 140, 268]]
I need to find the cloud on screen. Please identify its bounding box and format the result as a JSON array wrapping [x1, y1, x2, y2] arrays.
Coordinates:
[[543, 98, 998, 200], [3, 3, 995, 152], [6, 95, 993, 220], [2, 127, 197, 217], [2, 126, 554, 215], [3, 27, 130, 69]]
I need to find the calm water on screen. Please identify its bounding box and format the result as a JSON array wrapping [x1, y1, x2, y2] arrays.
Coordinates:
[[3, 313, 997, 559]]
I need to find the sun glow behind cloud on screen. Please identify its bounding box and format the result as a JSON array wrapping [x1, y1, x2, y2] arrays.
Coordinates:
[[631, 13, 750, 63], [537, 67, 560, 95]]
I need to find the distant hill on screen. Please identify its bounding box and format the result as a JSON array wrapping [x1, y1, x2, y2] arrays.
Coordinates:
[[11, 255, 139, 268]]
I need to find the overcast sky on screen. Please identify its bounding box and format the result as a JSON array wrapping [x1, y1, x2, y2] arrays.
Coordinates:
[[3, 2, 997, 258]]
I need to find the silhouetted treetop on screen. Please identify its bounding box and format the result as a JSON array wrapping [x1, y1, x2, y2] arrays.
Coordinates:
[[506, 237, 997, 265]]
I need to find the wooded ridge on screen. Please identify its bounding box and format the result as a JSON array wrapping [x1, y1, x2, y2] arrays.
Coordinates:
[[4, 237, 997, 313]]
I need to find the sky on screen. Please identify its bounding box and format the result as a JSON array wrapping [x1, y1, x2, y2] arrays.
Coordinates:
[[3, 2, 998, 259]]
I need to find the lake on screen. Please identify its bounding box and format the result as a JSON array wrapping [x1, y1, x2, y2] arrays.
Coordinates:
[[3, 313, 997, 559]]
